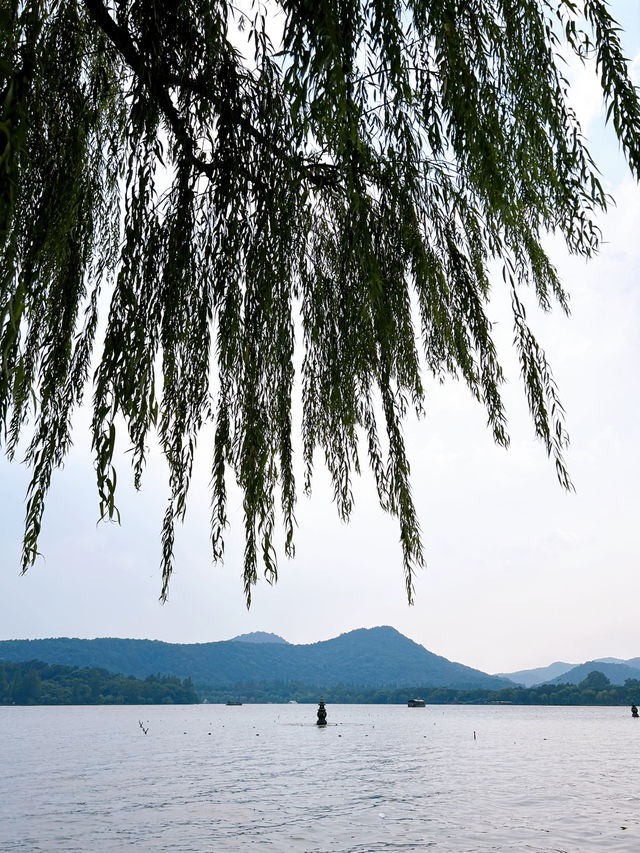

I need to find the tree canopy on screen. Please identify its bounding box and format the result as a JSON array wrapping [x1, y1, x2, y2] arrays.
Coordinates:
[[1, 0, 639, 604]]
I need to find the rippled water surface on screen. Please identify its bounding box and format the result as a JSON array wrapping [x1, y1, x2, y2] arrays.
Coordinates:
[[1, 704, 639, 852]]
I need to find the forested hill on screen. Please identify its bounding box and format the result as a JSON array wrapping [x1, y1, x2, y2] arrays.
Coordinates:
[[0, 627, 512, 690], [229, 632, 288, 644]]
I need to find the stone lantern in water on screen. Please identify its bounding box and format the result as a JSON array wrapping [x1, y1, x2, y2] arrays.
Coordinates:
[[317, 698, 327, 726]]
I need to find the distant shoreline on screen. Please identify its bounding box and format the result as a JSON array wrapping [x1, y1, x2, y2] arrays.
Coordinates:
[[1, 658, 638, 708]]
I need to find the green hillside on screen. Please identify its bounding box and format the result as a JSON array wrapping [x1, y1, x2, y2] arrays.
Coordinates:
[[0, 627, 512, 690]]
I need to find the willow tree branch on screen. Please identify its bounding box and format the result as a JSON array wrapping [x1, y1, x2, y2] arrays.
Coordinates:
[[82, 0, 216, 178], [82, 0, 340, 189]]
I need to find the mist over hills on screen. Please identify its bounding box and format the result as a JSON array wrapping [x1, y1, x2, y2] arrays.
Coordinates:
[[0, 627, 512, 690]]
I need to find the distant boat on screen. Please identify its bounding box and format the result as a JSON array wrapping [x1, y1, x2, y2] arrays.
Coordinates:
[[288, 700, 298, 704], [407, 698, 425, 708], [226, 701, 242, 706]]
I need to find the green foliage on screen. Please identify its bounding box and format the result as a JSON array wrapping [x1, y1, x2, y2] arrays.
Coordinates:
[[0, 658, 199, 704], [579, 669, 611, 689], [2, 1, 639, 601]]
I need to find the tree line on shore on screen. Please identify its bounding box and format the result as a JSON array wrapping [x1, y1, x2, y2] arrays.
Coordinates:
[[0, 660, 198, 705], [197, 670, 640, 706], [2, 660, 638, 707]]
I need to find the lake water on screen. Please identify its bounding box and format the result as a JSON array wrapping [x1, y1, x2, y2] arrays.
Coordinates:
[[1, 704, 638, 852]]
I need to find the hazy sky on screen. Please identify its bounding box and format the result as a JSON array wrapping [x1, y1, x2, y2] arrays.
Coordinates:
[[1, 3, 639, 675]]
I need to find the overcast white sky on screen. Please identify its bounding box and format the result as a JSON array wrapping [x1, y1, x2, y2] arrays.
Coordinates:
[[1, 2, 638, 675]]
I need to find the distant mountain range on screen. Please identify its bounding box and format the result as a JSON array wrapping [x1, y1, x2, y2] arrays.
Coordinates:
[[2, 628, 637, 691], [545, 661, 640, 686], [495, 662, 576, 687], [0, 627, 512, 690], [498, 658, 640, 687]]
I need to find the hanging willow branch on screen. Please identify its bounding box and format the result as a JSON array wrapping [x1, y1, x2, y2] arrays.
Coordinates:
[[1, 0, 639, 603]]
